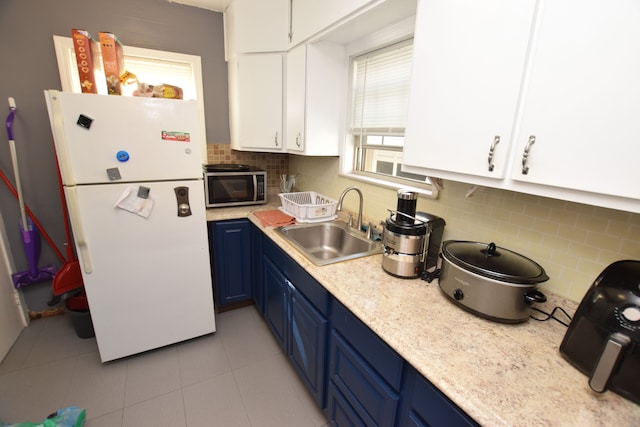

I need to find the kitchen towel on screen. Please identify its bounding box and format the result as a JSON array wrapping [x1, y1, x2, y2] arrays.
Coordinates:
[[254, 209, 296, 227]]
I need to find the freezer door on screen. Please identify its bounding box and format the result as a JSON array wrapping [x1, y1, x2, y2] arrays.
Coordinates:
[[45, 90, 204, 185], [65, 180, 215, 362]]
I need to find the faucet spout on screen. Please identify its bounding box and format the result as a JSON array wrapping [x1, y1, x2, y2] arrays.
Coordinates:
[[337, 186, 364, 231]]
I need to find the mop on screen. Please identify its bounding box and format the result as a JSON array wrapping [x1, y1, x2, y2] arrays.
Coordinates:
[[5, 97, 57, 288]]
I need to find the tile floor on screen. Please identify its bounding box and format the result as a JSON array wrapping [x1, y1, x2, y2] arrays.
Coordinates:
[[0, 305, 329, 426]]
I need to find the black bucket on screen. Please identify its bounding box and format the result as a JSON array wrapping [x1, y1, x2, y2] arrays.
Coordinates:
[[66, 293, 95, 339]]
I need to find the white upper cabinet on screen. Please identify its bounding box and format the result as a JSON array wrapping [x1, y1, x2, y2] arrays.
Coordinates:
[[289, 0, 376, 47], [404, 0, 640, 213], [229, 53, 285, 152], [286, 43, 347, 155], [510, 0, 640, 202], [403, 0, 536, 180], [224, 0, 288, 55]]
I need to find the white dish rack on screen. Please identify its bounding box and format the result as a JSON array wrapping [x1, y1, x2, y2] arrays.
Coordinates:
[[279, 192, 338, 223]]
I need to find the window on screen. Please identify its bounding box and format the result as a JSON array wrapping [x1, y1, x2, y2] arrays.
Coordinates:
[[53, 36, 204, 101], [345, 37, 435, 196], [351, 39, 428, 185]]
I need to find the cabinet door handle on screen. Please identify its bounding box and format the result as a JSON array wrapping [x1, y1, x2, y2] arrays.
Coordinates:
[[274, 131, 279, 147], [296, 132, 301, 147], [488, 135, 500, 172], [521, 135, 536, 175]]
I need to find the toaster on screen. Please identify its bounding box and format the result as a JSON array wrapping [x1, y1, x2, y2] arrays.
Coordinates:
[[559, 260, 640, 404]]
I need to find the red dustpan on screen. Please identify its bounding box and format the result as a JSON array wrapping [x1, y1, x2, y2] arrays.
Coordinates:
[[52, 150, 84, 296]]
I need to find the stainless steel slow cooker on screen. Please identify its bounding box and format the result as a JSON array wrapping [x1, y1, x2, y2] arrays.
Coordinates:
[[439, 240, 549, 323]]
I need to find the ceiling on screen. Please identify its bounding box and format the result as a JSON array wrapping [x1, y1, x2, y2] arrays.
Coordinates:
[[169, 0, 231, 12]]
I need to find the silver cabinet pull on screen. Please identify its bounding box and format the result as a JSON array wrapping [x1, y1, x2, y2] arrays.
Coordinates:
[[274, 131, 279, 147], [521, 135, 536, 175], [488, 135, 500, 172], [296, 132, 301, 147]]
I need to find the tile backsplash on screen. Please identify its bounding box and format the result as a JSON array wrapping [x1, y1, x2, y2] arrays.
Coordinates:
[[288, 155, 640, 303], [206, 144, 289, 190]]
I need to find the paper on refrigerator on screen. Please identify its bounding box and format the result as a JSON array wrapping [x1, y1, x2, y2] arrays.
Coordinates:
[[114, 186, 155, 218]]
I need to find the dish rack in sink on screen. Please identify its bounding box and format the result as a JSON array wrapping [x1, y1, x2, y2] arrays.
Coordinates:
[[279, 192, 338, 223]]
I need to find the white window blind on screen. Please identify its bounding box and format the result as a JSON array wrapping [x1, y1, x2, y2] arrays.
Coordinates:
[[351, 39, 413, 136]]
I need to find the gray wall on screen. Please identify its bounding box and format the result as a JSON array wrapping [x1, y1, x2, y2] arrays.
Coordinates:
[[0, 0, 229, 307]]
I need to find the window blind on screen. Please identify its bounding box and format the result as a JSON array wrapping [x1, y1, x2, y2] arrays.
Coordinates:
[[351, 39, 413, 135]]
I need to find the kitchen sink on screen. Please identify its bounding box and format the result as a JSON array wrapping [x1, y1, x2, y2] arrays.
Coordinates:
[[275, 221, 383, 266]]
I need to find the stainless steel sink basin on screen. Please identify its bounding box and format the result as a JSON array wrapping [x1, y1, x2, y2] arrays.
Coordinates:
[[275, 221, 382, 266]]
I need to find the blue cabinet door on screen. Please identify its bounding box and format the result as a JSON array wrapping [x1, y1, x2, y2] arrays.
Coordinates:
[[250, 222, 264, 314], [211, 220, 253, 307], [398, 366, 478, 427], [290, 286, 328, 408], [262, 236, 330, 409], [327, 300, 403, 426], [263, 255, 288, 351]]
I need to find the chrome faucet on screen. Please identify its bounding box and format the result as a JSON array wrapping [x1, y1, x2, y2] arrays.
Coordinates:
[[337, 186, 363, 231]]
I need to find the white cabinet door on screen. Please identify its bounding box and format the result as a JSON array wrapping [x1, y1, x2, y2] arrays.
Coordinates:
[[286, 42, 347, 155], [0, 214, 26, 362], [286, 44, 306, 152], [225, 0, 288, 54], [289, 0, 375, 46], [232, 53, 285, 152], [511, 0, 640, 201], [403, 0, 536, 179]]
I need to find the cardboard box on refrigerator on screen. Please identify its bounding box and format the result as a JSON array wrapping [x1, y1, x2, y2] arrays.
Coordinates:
[[98, 31, 125, 95], [71, 29, 107, 94]]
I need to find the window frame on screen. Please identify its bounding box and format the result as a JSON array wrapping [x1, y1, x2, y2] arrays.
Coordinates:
[[338, 18, 438, 199]]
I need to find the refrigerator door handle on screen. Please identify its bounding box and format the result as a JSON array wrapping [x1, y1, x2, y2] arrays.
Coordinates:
[[45, 90, 76, 186], [65, 187, 93, 274]]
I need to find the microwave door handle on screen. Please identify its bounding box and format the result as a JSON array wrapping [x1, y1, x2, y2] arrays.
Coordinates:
[[253, 175, 258, 201]]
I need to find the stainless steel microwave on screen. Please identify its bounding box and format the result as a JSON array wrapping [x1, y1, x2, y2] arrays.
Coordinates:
[[204, 164, 267, 208]]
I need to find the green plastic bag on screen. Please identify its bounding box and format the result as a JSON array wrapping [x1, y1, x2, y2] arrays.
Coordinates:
[[2, 406, 85, 427]]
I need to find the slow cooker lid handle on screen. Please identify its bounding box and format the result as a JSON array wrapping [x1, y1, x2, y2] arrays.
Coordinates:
[[483, 242, 498, 257]]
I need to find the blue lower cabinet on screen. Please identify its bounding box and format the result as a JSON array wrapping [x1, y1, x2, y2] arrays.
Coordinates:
[[209, 220, 253, 308], [290, 287, 328, 407], [398, 366, 479, 427], [328, 331, 399, 426], [262, 237, 329, 408], [326, 381, 369, 427], [327, 301, 403, 426], [250, 222, 264, 315], [256, 233, 476, 426], [264, 256, 288, 350]]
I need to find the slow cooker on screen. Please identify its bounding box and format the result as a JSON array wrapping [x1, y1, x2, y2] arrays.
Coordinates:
[[439, 240, 549, 323]]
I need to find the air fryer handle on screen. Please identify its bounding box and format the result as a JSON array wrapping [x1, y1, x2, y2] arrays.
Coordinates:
[[589, 332, 631, 393]]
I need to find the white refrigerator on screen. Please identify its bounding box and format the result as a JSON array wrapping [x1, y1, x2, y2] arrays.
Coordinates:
[[45, 90, 215, 362]]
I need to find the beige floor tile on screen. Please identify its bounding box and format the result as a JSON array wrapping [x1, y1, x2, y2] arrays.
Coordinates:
[[234, 352, 319, 427], [220, 307, 283, 370], [183, 372, 250, 427], [177, 333, 231, 387], [23, 314, 98, 368], [123, 346, 181, 406], [0, 357, 77, 424], [65, 352, 127, 418], [85, 409, 123, 427], [122, 390, 186, 427], [0, 304, 328, 426]]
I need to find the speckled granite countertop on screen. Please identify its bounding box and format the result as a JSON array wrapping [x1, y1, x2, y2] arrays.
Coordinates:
[[207, 205, 640, 426]]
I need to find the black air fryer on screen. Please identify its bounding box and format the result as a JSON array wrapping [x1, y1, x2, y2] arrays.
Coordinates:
[[560, 260, 640, 404]]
